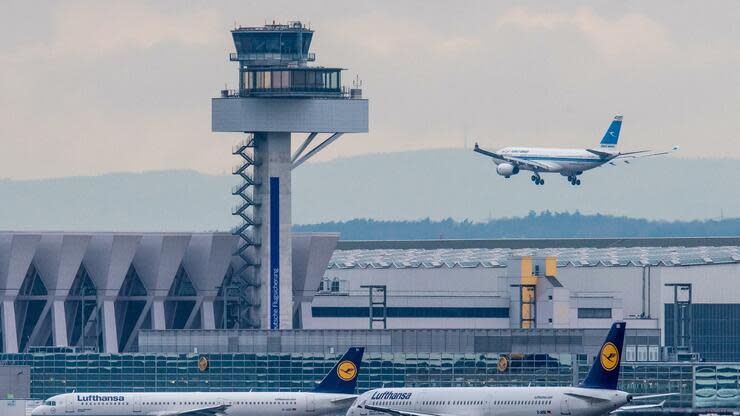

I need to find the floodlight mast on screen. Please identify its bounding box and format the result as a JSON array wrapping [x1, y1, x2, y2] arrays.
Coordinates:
[[212, 21, 369, 329]]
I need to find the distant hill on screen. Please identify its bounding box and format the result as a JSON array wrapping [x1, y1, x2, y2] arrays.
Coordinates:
[[292, 149, 740, 223], [0, 149, 738, 232], [293, 213, 740, 240], [0, 171, 234, 232]]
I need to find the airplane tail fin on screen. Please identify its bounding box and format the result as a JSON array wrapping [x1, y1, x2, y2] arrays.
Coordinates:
[[579, 322, 626, 390], [314, 347, 365, 394], [600, 115, 623, 148]]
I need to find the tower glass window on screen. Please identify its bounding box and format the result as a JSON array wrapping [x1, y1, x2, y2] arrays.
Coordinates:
[[241, 69, 341, 95]]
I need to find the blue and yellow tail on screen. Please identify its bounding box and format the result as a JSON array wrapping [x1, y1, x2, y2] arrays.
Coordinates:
[[600, 115, 623, 148], [579, 322, 626, 390], [314, 347, 365, 394]]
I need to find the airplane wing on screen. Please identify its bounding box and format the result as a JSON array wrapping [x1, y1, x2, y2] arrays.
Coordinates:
[[473, 144, 556, 172], [150, 404, 230, 416], [610, 400, 666, 413], [360, 404, 451, 416], [504, 156, 557, 172], [473, 143, 503, 159], [616, 146, 680, 160], [604, 146, 679, 166]]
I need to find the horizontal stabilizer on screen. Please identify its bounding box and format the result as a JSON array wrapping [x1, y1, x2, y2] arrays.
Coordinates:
[[611, 400, 666, 413], [564, 392, 610, 403], [586, 148, 616, 158], [331, 397, 360, 404], [630, 393, 678, 401]]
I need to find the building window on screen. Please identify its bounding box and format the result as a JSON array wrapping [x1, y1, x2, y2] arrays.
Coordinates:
[[625, 345, 636, 362], [637, 346, 648, 362], [317, 278, 348, 295], [242, 69, 341, 94], [648, 345, 660, 361], [577, 308, 612, 319]]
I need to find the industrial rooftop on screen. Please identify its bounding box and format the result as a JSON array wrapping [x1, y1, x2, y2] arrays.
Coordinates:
[[328, 245, 740, 269]]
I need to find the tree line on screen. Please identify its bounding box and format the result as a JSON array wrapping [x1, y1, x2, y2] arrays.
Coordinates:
[[293, 212, 740, 240]]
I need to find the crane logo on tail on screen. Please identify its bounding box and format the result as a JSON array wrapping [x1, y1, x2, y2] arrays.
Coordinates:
[[198, 356, 209, 372], [337, 360, 358, 381], [600, 342, 619, 371]]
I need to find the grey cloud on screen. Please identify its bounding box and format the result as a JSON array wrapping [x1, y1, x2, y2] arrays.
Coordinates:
[[1, 1, 739, 180]]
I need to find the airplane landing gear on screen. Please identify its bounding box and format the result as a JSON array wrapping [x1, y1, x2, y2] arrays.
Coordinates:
[[567, 176, 581, 186], [531, 175, 544, 186]]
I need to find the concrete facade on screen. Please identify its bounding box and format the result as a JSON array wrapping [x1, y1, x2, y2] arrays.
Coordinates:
[[306, 242, 740, 362], [212, 98, 369, 133], [0, 232, 337, 353], [309, 260, 738, 331]]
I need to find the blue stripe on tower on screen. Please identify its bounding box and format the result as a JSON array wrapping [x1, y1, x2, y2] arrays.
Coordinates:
[[269, 176, 280, 330]]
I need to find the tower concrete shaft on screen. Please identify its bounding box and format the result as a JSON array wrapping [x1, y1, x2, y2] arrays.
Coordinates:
[[230, 133, 297, 328], [253, 133, 293, 329]]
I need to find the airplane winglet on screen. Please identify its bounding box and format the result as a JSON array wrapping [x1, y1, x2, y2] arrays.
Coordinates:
[[473, 144, 500, 159]]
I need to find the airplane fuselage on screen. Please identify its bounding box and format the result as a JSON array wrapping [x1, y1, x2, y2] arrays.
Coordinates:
[[349, 387, 630, 416], [493, 147, 618, 175], [32, 391, 356, 416]]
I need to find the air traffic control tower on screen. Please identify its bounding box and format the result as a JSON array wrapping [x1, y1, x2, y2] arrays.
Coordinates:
[[212, 22, 368, 329]]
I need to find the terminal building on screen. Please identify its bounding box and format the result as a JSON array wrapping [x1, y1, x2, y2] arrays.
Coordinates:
[[1, 232, 740, 412], [0, 21, 739, 415]]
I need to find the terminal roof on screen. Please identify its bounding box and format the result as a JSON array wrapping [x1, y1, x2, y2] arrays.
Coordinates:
[[329, 243, 740, 269]]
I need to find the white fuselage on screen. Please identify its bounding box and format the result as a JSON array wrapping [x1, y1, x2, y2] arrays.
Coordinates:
[[32, 391, 356, 416], [495, 147, 617, 175], [349, 387, 630, 416]]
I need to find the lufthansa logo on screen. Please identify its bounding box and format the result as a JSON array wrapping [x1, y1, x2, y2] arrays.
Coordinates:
[[497, 356, 509, 373], [198, 356, 209, 372], [600, 342, 619, 371], [337, 360, 357, 381]]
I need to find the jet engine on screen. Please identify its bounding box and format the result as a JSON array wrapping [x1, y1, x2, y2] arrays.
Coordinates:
[[496, 163, 519, 177]]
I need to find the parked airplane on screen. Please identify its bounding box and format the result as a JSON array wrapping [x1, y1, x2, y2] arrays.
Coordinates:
[[474, 115, 678, 186], [348, 322, 674, 416], [31, 347, 364, 416]]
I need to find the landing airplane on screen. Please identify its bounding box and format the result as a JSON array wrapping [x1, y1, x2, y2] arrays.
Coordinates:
[[31, 347, 364, 416], [474, 116, 678, 186], [348, 322, 675, 416]]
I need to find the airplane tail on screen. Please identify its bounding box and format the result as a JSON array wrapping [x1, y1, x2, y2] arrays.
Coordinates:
[[600, 115, 623, 148], [314, 347, 365, 394], [579, 322, 626, 390]]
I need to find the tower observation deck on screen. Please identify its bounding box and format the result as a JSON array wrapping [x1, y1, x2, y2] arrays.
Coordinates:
[[212, 21, 368, 329]]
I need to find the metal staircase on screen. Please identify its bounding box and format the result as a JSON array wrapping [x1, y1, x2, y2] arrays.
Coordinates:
[[231, 134, 262, 327]]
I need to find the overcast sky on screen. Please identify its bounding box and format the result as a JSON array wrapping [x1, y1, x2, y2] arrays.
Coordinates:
[[1, 1, 739, 179]]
